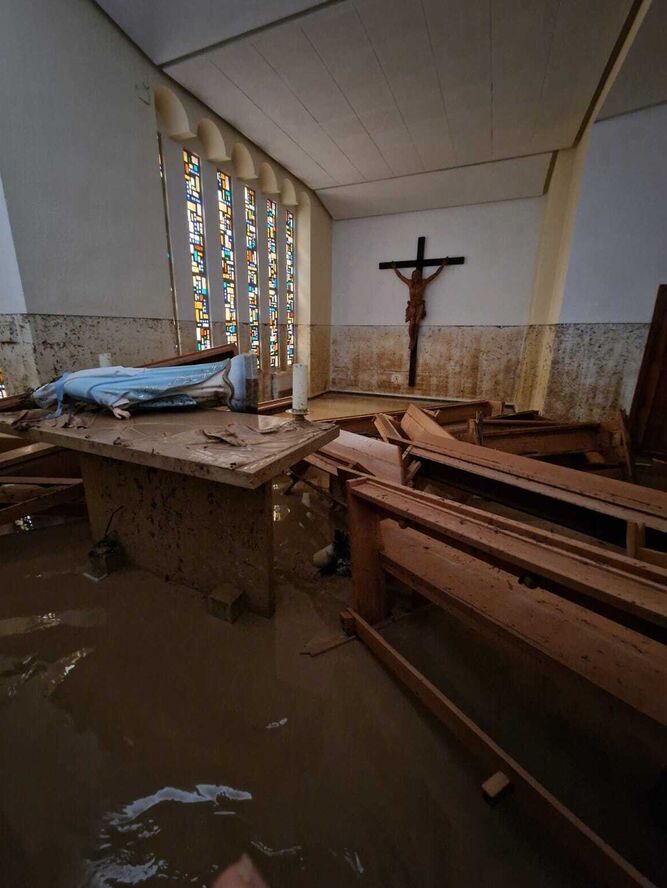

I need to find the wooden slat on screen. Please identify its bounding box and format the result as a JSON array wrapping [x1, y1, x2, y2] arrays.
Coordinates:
[[377, 519, 666, 725], [373, 413, 403, 443], [348, 609, 657, 888], [143, 343, 236, 367], [0, 476, 81, 486], [0, 442, 58, 469]]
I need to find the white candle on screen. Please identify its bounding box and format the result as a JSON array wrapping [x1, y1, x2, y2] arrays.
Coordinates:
[[291, 363, 309, 413]]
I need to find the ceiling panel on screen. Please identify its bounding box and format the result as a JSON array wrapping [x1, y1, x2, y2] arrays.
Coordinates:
[[422, 0, 493, 165], [300, 3, 423, 176], [354, 0, 457, 171], [205, 41, 363, 184], [251, 23, 394, 180], [317, 153, 552, 219], [490, 0, 559, 159], [168, 56, 338, 189], [95, 0, 328, 65], [103, 0, 642, 216]]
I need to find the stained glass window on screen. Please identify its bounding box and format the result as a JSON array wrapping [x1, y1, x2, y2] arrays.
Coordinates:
[[244, 186, 261, 364], [266, 199, 279, 368], [183, 148, 211, 350], [0, 369, 6, 399], [217, 170, 237, 348], [285, 209, 296, 365]]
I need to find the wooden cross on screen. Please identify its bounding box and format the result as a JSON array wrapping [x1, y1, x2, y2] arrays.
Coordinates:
[[379, 236, 464, 387]]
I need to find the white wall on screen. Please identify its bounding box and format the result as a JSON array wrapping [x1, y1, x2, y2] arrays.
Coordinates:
[[561, 103, 667, 324], [0, 173, 25, 314], [332, 198, 544, 327], [0, 0, 173, 319]]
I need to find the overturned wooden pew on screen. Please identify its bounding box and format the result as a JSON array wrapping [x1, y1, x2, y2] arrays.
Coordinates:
[[332, 398, 504, 436], [400, 404, 626, 471], [383, 409, 666, 559]]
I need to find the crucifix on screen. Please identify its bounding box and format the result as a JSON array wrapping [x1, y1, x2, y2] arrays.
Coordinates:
[[379, 236, 464, 386]]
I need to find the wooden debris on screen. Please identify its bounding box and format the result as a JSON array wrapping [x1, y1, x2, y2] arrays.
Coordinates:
[[319, 430, 404, 484], [400, 403, 457, 446], [482, 771, 513, 804]]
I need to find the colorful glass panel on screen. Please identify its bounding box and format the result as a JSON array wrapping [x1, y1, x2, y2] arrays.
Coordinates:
[[266, 199, 279, 368], [285, 209, 295, 365], [183, 148, 211, 350], [244, 186, 261, 364], [217, 170, 237, 348]]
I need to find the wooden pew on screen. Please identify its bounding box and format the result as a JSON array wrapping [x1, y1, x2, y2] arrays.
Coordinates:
[[344, 475, 664, 887]]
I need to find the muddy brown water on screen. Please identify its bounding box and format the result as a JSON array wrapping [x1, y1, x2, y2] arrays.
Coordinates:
[[0, 482, 662, 887]]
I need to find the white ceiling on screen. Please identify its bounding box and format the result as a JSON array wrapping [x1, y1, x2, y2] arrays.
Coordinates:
[[97, 0, 640, 218]]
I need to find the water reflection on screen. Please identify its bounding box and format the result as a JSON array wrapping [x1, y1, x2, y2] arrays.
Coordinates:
[[0, 646, 92, 702], [109, 784, 253, 828], [0, 608, 106, 639]]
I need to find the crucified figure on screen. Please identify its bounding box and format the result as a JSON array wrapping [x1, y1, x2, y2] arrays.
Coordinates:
[[391, 262, 447, 351]]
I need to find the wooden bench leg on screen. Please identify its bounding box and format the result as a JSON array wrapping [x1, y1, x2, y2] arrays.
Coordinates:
[[347, 492, 386, 624]]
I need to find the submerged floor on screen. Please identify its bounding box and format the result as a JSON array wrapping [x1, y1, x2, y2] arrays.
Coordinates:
[[0, 478, 663, 887]]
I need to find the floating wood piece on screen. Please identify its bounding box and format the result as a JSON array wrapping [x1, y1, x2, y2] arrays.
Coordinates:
[[482, 771, 513, 804], [346, 608, 658, 888]]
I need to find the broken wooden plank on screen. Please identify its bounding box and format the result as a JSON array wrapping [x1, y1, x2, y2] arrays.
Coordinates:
[[320, 430, 403, 484], [400, 404, 457, 447], [0, 475, 81, 486], [347, 609, 658, 888], [373, 413, 403, 443]]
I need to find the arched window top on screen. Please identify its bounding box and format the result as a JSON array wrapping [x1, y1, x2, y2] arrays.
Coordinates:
[[198, 119, 229, 163], [280, 179, 298, 207], [154, 85, 195, 140], [258, 162, 280, 196], [232, 143, 258, 181]]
